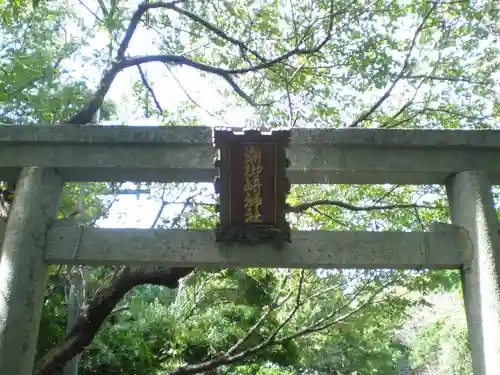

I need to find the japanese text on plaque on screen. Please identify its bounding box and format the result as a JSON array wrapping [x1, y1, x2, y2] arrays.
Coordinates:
[[243, 145, 263, 223]]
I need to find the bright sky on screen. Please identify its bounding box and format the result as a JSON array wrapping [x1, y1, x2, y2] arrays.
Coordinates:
[[65, 0, 251, 229], [62, 0, 496, 229]]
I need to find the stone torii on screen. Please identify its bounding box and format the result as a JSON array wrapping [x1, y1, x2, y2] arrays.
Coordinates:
[[0, 125, 499, 375]]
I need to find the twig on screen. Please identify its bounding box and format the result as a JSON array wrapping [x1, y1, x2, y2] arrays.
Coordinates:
[[280, 277, 398, 341], [413, 206, 425, 230], [151, 184, 169, 228], [381, 109, 423, 128], [309, 207, 347, 228], [348, 4, 437, 128], [137, 65, 163, 114], [399, 74, 489, 85], [282, 56, 312, 128], [164, 2, 268, 62], [225, 307, 273, 356], [181, 273, 218, 321], [422, 107, 493, 122], [77, 0, 103, 22], [371, 185, 400, 205], [110, 305, 130, 314], [164, 64, 232, 126], [170, 194, 198, 228]]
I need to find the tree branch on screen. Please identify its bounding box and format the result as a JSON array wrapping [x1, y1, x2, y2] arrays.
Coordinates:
[[422, 107, 493, 122], [123, 55, 268, 103], [167, 274, 396, 375], [380, 109, 424, 128], [67, 0, 339, 124], [223, 272, 298, 356], [116, 0, 185, 60], [348, 5, 437, 128], [34, 192, 195, 375], [188, 197, 436, 214], [137, 64, 164, 114], [164, 2, 268, 62], [286, 200, 436, 213], [400, 74, 489, 85], [378, 71, 429, 128], [34, 267, 193, 375], [67, 52, 259, 125], [278, 277, 397, 341]]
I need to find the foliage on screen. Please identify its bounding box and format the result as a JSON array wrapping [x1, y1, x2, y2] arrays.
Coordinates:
[[36, 267, 68, 362], [0, 1, 116, 124], [1, 0, 117, 367], [78, 267, 415, 375], [401, 291, 472, 375], [0, 0, 498, 374]]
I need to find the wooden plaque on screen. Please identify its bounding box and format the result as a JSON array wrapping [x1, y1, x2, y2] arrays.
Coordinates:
[[214, 129, 291, 246]]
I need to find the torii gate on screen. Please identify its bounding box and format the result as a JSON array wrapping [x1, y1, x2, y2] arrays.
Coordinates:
[[0, 125, 499, 375]]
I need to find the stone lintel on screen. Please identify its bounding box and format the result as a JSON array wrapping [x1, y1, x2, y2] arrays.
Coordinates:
[[1, 125, 500, 184]]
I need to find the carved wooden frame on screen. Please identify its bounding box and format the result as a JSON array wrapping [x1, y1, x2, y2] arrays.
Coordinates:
[[213, 129, 291, 246]]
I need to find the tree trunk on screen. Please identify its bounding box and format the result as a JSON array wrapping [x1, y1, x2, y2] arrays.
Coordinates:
[[34, 266, 194, 375]]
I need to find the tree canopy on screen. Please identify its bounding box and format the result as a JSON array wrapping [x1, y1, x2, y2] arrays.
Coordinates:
[[0, 0, 498, 374]]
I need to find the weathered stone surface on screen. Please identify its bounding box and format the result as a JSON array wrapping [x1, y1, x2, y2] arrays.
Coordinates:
[[0, 125, 500, 184], [41, 223, 470, 269], [0, 167, 63, 375], [1, 125, 499, 147], [446, 171, 500, 375], [0, 124, 213, 144]]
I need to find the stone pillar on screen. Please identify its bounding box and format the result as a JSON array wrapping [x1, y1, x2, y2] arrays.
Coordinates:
[[446, 171, 500, 375], [0, 168, 63, 375]]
